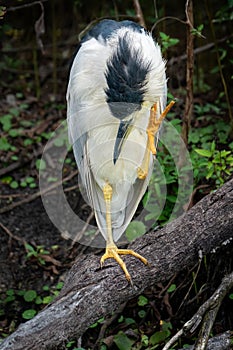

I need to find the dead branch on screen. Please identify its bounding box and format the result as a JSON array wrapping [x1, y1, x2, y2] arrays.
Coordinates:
[[133, 0, 146, 28], [181, 0, 194, 147], [162, 272, 233, 350], [177, 332, 231, 350], [0, 178, 232, 350]]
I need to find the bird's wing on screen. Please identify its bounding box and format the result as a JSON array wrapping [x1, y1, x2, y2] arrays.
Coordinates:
[[67, 34, 117, 240], [112, 159, 154, 243]]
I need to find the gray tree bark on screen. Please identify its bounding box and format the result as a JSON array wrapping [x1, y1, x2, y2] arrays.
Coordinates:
[[0, 178, 232, 350]]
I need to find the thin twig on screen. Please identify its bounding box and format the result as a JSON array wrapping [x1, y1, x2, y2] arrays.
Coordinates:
[[181, 0, 194, 147], [7, 0, 48, 12], [95, 302, 127, 346], [162, 272, 233, 350], [70, 211, 95, 248], [0, 222, 25, 244], [133, 0, 146, 28], [0, 193, 27, 199], [177, 250, 203, 313], [151, 16, 187, 34], [64, 184, 79, 193]]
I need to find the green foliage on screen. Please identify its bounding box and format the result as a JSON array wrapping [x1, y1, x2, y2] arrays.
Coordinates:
[[36, 158, 46, 171], [25, 243, 50, 265], [66, 339, 84, 350], [0, 175, 38, 189], [0, 6, 6, 19], [0, 281, 64, 325], [125, 221, 146, 242], [167, 284, 176, 293], [23, 290, 37, 302], [191, 24, 204, 37], [0, 137, 14, 151], [149, 321, 172, 346], [20, 176, 37, 188], [10, 180, 19, 189], [89, 317, 105, 329], [138, 295, 149, 307], [0, 113, 13, 131], [159, 32, 179, 53], [113, 331, 134, 350], [22, 309, 37, 320], [195, 141, 233, 186]]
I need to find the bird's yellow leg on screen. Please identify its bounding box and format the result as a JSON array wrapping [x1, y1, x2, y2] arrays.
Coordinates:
[[137, 100, 175, 180], [137, 138, 151, 180], [100, 183, 148, 281]]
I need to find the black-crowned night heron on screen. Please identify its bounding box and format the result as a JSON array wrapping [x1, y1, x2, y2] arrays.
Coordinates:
[[67, 19, 174, 281]]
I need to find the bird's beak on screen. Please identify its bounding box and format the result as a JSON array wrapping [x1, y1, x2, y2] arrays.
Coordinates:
[[113, 120, 132, 164]]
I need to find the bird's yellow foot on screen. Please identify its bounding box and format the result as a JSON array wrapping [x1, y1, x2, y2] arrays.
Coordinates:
[[137, 165, 148, 180], [137, 100, 176, 180], [147, 100, 176, 155], [100, 244, 148, 281]]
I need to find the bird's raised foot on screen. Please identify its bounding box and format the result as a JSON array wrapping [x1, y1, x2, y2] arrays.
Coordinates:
[[146, 100, 176, 155], [100, 244, 148, 282], [137, 166, 148, 179]]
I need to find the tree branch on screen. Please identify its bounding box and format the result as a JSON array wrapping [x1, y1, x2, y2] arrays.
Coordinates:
[[162, 273, 233, 350], [0, 178, 232, 350]]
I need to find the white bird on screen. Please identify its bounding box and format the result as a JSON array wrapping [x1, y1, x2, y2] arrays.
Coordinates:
[[66, 19, 174, 281]]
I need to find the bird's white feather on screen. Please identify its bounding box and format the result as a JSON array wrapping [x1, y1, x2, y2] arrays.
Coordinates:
[[67, 22, 167, 242]]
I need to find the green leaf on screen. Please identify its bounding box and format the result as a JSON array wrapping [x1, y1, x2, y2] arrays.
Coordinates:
[[24, 138, 33, 146], [114, 331, 134, 350], [35, 296, 43, 304], [124, 317, 136, 325], [56, 282, 64, 290], [10, 180, 19, 189], [138, 310, 146, 318], [11, 155, 18, 161], [167, 284, 176, 293], [43, 296, 53, 304], [118, 315, 124, 323], [23, 290, 37, 302], [195, 149, 212, 157], [9, 107, 20, 117], [6, 289, 15, 296], [22, 309, 37, 320], [26, 176, 35, 184], [53, 137, 64, 147], [25, 243, 36, 253], [125, 221, 146, 242], [161, 321, 172, 332], [29, 183, 37, 188], [1, 176, 13, 184], [159, 32, 169, 41], [141, 334, 149, 346], [0, 137, 11, 151], [138, 295, 148, 306], [5, 295, 15, 303], [36, 158, 46, 171], [206, 168, 214, 179], [9, 129, 20, 137], [149, 330, 169, 345], [42, 285, 49, 291], [0, 114, 12, 131]]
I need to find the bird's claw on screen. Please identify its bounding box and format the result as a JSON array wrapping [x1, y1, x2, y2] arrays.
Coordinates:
[[100, 245, 148, 282]]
